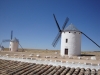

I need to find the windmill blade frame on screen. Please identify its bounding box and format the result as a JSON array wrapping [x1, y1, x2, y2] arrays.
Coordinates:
[[53, 14, 61, 32], [62, 17, 69, 30], [52, 32, 61, 47], [11, 30, 13, 40], [52, 14, 69, 47], [81, 32, 100, 48], [0, 42, 2, 46], [19, 43, 24, 51], [2, 40, 11, 42]]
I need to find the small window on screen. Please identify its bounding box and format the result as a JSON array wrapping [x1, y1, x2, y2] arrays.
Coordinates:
[[74, 32, 76, 33], [66, 39, 68, 43]]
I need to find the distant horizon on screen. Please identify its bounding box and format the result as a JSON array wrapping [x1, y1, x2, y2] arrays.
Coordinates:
[[3, 47, 100, 52]]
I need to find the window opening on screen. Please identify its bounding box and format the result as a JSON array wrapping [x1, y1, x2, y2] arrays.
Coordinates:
[[66, 39, 68, 43]]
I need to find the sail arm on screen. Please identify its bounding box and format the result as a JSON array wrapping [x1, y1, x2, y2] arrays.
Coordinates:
[[82, 32, 100, 48]]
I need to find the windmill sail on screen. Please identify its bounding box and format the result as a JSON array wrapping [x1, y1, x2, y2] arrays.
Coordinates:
[[62, 17, 69, 30], [52, 14, 69, 47], [0, 42, 2, 46], [11, 30, 13, 40], [53, 14, 61, 32], [19, 43, 24, 51], [81, 32, 100, 48], [2, 40, 11, 42], [52, 32, 61, 47]]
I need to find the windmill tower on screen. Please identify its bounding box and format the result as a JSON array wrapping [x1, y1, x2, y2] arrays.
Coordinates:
[[9, 30, 13, 50], [9, 38, 19, 52], [61, 24, 81, 56], [52, 14, 100, 56]]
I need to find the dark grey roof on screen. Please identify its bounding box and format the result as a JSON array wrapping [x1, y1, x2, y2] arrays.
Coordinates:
[[64, 23, 80, 32], [11, 38, 19, 42]]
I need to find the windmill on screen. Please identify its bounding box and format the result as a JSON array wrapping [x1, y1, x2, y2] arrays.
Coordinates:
[[1, 30, 24, 52], [52, 14, 100, 56]]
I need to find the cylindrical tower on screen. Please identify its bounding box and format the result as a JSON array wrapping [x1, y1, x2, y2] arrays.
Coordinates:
[[10, 38, 19, 52], [9, 42, 11, 51], [61, 24, 81, 56]]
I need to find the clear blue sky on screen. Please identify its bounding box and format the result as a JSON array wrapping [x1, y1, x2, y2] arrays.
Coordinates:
[[0, 0, 100, 51]]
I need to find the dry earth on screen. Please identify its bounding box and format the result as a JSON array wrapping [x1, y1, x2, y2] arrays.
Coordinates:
[[0, 48, 100, 64]]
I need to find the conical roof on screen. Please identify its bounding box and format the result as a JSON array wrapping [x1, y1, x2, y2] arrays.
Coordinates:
[[64, 23, 80, 32], [11, 37, 19, 42]]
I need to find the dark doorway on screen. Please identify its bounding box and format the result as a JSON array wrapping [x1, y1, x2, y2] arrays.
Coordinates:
[[9, 48, 11, 51], [65, 48, 68, 55], [66, 39, 68, 43]]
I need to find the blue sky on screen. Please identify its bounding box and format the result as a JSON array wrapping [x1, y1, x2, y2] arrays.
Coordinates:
[[0, 0, 100, 51]]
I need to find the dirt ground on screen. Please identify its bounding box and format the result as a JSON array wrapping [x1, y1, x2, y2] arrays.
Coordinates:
[[0, 48, 100, 64]]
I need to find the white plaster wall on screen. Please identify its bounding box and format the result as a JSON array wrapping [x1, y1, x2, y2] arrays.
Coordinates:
[[10, 41, 19, 52], [61, 31, 81, 56], [9, 42, 11, 51]]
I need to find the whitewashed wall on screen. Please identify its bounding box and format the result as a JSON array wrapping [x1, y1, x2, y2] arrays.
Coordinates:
[[9, 42, 11, 51], [61, 31, 81, 56], [10, 41, 19, 52]]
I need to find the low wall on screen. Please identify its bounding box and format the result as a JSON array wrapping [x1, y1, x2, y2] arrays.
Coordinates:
[[0, 56, 99, 70]]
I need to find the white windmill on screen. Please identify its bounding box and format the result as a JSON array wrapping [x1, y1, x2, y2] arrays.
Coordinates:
[[1, 30, 24, 52], [52, 14, 100, 56]]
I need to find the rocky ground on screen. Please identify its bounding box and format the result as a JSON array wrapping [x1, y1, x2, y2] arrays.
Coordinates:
[[0, 48, 100, 64]]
